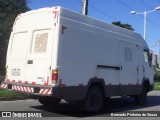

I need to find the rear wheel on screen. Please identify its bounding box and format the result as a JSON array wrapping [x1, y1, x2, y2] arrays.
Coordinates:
[[84, 86, 104, 112], [38, 96, 61, 107], [105, 97, 111, 101], [135, 86, 147, 105]]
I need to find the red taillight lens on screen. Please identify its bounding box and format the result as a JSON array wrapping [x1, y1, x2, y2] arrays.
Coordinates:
[[52, 69, 58, 83]]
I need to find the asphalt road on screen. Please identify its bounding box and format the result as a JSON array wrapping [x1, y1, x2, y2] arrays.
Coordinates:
[[0, 91, 160, 119]]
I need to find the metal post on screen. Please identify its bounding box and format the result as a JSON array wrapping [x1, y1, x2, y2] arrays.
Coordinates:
[[144, 11, 147, 41], [82, 0, 88, 15], [159, 40, 160, 68]]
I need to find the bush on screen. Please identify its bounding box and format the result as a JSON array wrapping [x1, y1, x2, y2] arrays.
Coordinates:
[[154, 70, 160, 82], [154, 82, 160, 90], [0, 89, 28, 97], [0, 76, 4, 84]]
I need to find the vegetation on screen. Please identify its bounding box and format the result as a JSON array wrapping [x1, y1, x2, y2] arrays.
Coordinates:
[[0, 89, 27, 97], [0, 76, 28, 97], [154, 82, 160, 90], [0, 0, 29, 75], [0, 1, 29, 98], [112, 21, 134, 31], [0, 0, 29, 30], [154, 70, 160, 82], [153, 69, 160, 90], [0, 76, 4, 84]]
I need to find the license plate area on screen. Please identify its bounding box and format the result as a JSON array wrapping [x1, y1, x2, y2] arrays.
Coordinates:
[[11, 68, 20, 76]]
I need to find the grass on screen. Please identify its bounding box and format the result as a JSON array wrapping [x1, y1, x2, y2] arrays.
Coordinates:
[[0, 89, 27, 97], [154, 82, 160, 90], [0, 75, 28, 97]]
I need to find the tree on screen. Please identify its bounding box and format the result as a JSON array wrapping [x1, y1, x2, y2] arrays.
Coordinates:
[[0, 0, 29, 31], [112, 21, 134, 31], [0, 0, 29, 75]]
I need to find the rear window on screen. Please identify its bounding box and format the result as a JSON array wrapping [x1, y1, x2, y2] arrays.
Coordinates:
[[11, 32, 28, 55], [32, 30, 49, 54]]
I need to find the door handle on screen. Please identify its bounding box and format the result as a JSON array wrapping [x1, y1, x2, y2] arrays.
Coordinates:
[[27, 60, 33, 64]]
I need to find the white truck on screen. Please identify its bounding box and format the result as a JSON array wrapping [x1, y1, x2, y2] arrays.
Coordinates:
[[1, 6, 154, 111]]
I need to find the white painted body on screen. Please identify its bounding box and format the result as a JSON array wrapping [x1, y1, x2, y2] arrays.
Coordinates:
[[5, 6, 153, 97]]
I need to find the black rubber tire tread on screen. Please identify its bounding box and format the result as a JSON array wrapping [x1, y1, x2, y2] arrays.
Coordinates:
[[84, 86, 104, 112], [135, 86, 147, 105]]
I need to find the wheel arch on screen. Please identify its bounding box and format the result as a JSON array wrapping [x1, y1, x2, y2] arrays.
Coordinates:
[[142, 78, 151, 92], [86, 78, 106, 97]]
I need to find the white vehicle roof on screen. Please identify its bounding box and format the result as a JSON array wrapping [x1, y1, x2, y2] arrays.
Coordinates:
[[15, 6, 148, 48]]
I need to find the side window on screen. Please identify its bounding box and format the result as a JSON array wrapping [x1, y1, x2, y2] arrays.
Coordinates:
[[124, 47, 132, 62], [144, 49, 149, 63]]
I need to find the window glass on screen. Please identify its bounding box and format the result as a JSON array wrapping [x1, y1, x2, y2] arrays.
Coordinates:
[[144, 50, 149, 63], [11, 32, 27, 55], [124, 47, 132, 62], [33, 33, 48, 53]]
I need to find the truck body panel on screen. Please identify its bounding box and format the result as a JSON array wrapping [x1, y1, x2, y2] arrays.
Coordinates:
[[1, 6, 154, 101]]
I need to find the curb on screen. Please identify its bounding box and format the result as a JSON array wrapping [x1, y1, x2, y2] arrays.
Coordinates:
[[0, 96, 31, 101]]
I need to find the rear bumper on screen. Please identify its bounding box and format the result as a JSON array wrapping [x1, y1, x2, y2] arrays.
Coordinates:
[[1, 81, 53, 96], [0, 81, 87, 101]]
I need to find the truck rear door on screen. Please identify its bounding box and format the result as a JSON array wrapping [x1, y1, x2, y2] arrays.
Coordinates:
[[7, 32, 28, 82], [26, 29, 54, 85]]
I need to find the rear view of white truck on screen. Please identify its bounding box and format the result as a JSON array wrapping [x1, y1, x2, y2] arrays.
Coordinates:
[[1, 6, 154, 112]]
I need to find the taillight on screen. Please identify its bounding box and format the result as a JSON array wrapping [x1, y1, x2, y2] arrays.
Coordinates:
[[52, 69, 58, 84]]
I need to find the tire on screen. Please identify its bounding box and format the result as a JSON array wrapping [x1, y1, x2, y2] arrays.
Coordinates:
[[38, 96, 61, 107], [135, 86, 147, 105], [84, 86, 104, 112], [105, 97, 111, 101]]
